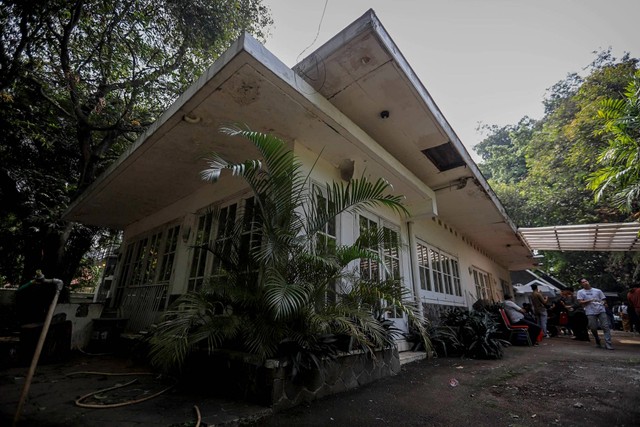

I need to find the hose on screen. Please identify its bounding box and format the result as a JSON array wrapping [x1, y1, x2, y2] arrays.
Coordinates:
[[194, 405, 202, 427], [70, 372, 176, 409]]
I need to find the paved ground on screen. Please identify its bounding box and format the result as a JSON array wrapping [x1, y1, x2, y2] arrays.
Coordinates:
[[1, 331, 639, 426]]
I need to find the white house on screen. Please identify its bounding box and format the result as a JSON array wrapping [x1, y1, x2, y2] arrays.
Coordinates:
[[64, 10, 534, 333]]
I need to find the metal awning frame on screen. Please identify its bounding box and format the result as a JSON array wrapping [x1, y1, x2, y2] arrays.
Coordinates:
[[518, 222, 640, 252]]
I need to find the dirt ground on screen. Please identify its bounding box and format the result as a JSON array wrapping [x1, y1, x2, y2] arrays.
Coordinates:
[[1, 330, 639, 427]]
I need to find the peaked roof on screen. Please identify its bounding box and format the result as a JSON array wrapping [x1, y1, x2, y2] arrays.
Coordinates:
[[64, 10, 534, 270], [511, 269, 567, 291]]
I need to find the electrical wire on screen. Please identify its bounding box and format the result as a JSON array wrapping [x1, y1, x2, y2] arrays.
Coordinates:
[[293, 0, 329, 95], [296, 0, 330, 64]]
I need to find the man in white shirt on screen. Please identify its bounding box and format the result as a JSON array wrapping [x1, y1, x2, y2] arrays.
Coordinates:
[[577, 278, 613, 350], [503, 294, 542, 345]]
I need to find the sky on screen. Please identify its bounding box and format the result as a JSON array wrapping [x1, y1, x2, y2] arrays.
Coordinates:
[[262, 0, 640, 160]]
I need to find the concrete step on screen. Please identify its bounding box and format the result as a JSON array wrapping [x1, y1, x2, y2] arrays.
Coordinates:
[[399, 350, 426, 365], [395, 339, 412, 352]]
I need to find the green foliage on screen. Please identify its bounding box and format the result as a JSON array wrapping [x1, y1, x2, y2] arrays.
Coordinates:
[[476, 117, 536, 184], [148, 128, 429, 373], [0, 0, 272, 284], [588, 70, 640, 214], [476, 51, 640, 289], [424, 325, 462, 357], [459, 310, 509, 359], [438, 307, 509, 359]]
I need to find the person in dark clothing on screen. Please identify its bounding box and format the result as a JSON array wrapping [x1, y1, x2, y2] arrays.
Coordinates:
[[521, 303, 536, 322], [547, 298, 567, 337], [562, 288, 590, 341]]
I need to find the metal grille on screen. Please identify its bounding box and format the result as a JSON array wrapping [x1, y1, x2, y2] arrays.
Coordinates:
[[118, 283, 168, 332]]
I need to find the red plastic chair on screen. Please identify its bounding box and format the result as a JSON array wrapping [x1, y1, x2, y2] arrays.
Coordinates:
[[499, 308, 532, 346]]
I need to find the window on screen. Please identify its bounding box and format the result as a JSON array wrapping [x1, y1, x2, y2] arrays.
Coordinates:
[[211, 203, 238, 276], [358, 214, 402, 317], [114, 243, 135, 305], [416, 241, 461, 297], [359, 215, 400, 282], [382, 226, 400, 280], [114, 223, 182, 304], [240, 197, 262, 257], [158, 226, 180, 283], [472, 268, 491, 300], [430, 248, 443, 293], [451, 259, 462, 296], [188, 196, 262, 291], [315, 190, 337, 256], [359, 215, 380, 282], [188, 211, 213, 291], [416, 243, 432, 291]]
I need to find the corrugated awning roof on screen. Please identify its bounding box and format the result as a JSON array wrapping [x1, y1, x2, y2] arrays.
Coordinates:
[[518, 222, 640, 252]]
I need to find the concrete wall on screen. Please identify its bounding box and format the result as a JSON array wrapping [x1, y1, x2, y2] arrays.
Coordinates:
[[185, 347, 400, 412], [53, 303, 104, 350], [0, 290, 103, 351]]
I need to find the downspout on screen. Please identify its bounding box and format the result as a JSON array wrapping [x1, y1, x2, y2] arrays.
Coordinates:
[[406, 221, 423, 317]]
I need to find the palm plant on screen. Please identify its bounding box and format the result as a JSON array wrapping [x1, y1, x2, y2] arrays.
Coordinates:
[[148, 126, 430, 372], [438, 307, 508, 359], [588, 70, 640, 214]]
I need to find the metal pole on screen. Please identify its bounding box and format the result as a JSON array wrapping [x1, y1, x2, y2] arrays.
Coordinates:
[[13, 279, 63, 426]]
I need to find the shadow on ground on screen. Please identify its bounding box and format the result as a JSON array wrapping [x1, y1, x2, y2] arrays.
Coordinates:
[[2, 331, 639, 426]]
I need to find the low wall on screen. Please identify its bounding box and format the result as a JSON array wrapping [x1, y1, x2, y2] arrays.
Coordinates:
[[270, 347, 400, 411], [0, 289, 103, 350], [53, 303, 104, 349], [186, 346, 400, 412]]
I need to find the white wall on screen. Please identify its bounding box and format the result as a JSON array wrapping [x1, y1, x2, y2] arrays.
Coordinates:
[[113, 136, 511, 313]]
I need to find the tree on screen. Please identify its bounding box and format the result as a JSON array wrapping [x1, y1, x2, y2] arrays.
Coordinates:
[[587, 70, 640, 215], [476, 117, 536, 184], [0, 0, 272, 284], [475, 51, 640, 289], [149, 127, 430, 372]]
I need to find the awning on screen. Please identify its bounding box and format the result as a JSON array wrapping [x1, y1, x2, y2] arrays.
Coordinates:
[[518, 222, 640, 252], [513, 283, 560, 296]]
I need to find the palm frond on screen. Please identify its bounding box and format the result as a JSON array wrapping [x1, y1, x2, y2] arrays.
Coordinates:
[[263, 267, 311, 320], [305, 177, 408, 236]]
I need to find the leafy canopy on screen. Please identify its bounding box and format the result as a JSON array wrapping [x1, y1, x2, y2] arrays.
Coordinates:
[[0, 0, 272, 283], [475, 51, 640, 289]]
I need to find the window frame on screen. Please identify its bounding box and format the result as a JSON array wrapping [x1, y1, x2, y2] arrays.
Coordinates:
[[416, 240, 462, 298], [472, 267, 491, 301], [187, 195, 263, 291], [113, 222, 182, 304]]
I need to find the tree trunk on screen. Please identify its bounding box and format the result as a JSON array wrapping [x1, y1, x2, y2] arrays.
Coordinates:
[[20, 221, 96, 290]]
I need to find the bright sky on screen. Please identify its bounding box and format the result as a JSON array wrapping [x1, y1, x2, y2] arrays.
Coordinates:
[[263, 0, 640, 160]]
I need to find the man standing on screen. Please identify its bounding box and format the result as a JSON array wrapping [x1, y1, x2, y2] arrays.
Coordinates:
[[577, 278, 613, 350], [530, 284, 548, 338]]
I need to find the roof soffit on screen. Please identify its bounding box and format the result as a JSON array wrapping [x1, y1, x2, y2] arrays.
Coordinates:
[[296, 10, 530, 268]]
